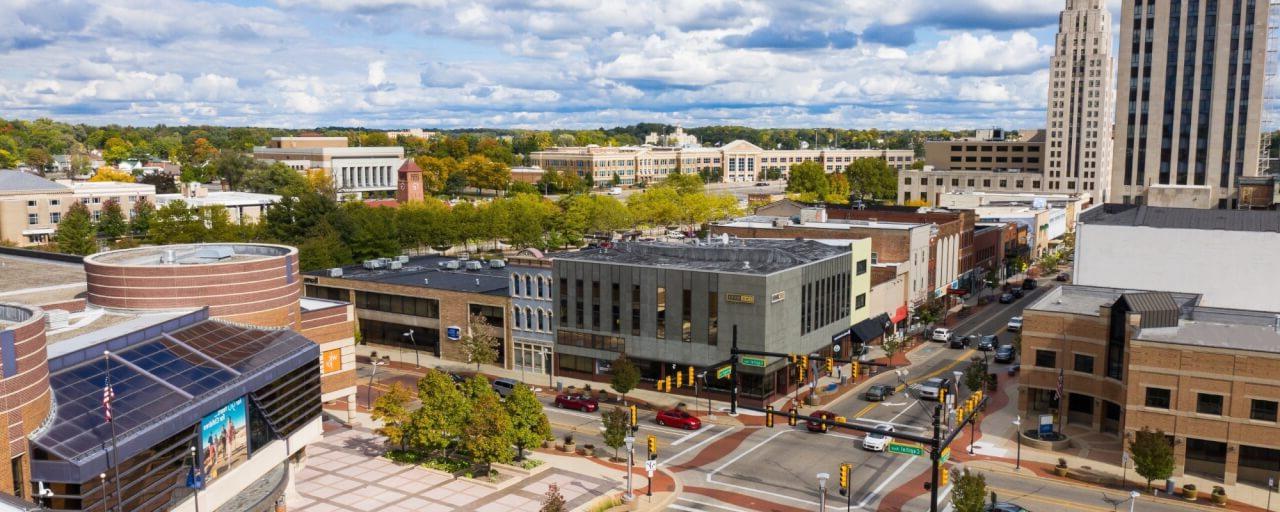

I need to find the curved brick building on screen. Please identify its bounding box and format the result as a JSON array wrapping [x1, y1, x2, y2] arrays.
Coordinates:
[[0, 303, 52, 498], [84, 244, 302, 329]]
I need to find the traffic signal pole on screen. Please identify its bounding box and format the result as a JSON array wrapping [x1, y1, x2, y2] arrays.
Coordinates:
[[930, 403, 942, 512]]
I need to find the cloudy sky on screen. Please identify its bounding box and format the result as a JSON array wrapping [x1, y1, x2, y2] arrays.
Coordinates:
[[0, 0, 1121, 130]]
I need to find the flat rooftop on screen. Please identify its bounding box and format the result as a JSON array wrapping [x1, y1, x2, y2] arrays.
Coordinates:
[[311, 255, 510, 295], [1137, 307, 1280, 355], [1027, 285, 1200, 317], [1081, 204, 1280, 232], [85, 244, 292, 266], [155, 191, 280, 207], [719, 216, 925, 231], [555, 239, 849, 275], [0, 254, 85, 294]]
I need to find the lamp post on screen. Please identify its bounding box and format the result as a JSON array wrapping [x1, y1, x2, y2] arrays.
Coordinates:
[[367, 358, 388, 408], [402, 330, 419, 368], [623, 436, 636, 501], [1128, 490, 1139, 512], [1012, 416, 1022, 470], [817, 472, 830, 511], [696, 371, 709, 417], [189, 446, 202, 512], [100, 473, 108, 512]]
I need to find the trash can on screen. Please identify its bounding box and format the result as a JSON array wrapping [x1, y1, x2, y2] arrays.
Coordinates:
[[841, 376, 848, 386], [1165, 479, 1176, 495], [555, 380, 563, 392]]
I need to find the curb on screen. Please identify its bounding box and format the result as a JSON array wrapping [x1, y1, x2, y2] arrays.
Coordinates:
[[634, 466, 682, 511], [966, 460, 1252, 512]]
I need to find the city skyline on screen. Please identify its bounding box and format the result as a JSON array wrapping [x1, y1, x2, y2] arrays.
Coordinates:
[[0, 0, 1122, 130]]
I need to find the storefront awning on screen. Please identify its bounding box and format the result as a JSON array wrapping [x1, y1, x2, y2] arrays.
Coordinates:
[[890, 305, 908, 324], [851, 313, 892, 344]]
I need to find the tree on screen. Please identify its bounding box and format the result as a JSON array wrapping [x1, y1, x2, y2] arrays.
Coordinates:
[[1130, 427, 1175, 492], [561, 194, 631, 239], [103, 137, 131, 165], [962, 356, 990, 393], [130, 198, 155, 237], [609, 354, 641, 404], [54, 202, 96, 256], [139, 173, 178, 193], [459, 313, 501, 370], [23, 148, 52, 172], [241, 161, 307, 194], [492, 193, 558, 249], [826, 172, 851, 204], [150, 200, 205, 244], [408, 370, 468, 458], [601, 406, 630, 460], [202, 206, 237, 242], [415, 155, 458, 194], [504, 383, 552, 461], [845, 158, 897, 203], [461, 391, 514, 474], [88, 167, 136, 183], [626, 186, 681, 228], [97, 199, 128, 240], [371, 382, 413, 451], [950, 468, 988, 512], [297, 219, 353, 271], [881, 336, 903, 368], [786, 161, 830, 197], [540, 484, 566, 512], [341, 203, 400, 261]]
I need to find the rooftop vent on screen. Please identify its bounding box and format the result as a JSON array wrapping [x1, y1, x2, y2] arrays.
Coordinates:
[[424, 278, 430, 286], [465, 260, 484, 271], [161, 249, 177, 265], [475, 278, 481, 286], [194, 246, 235, 260], [327, 268, 343, 278], [440, 260, 461, 270], [489, 259, 506, 269], [389, 260, 403, 270], [743, 261, 751, 270], [397, 255, 409, 263]]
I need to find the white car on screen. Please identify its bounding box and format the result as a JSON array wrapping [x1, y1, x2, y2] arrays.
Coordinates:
[[862, 424, 896, 451], [917, 377, 949, 401], [1007, 316, 1023, 332], [931, 327, 952, 342]]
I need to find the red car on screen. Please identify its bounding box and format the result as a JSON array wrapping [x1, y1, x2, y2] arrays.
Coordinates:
[[656, 409, 702, 430], [806, 410, 838, 433], [553, 393, 598, 412]]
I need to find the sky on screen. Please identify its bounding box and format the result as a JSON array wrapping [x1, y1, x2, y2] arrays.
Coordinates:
[[0, 0, 1123, 130]]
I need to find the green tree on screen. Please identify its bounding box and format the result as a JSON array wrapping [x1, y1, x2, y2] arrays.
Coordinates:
[[786, 161, 830, 197], [562, 194, 631, 239], [601, 406, 630, 460], [950, 468, 988, 512], [96, 199, 128, 240], [504, 383, 552, 461], [461, 391, 514, 473], [298, 219, 353, 271], [139, 173, 178, 193], [826, 172, 852, 204], [150, 200, 207, 244], [882, 336, 903, 368], [202, 206, 237, 242], [460, 313, 500, 370], [1130, 427, 1175, 492], [962, 356, 990, 393], [54, 202, 97, 255], [408, 370, 469, 458], [342, 203, 400, 261], [23, 148, 52, 172], [493, 193, 558, 249], [103, 137, 131, 165], [845, 158, 897, 203], [130, 198, 155, 237], [371, 382, 414, 451], [609, 354, 641, 404], [626, 186, 681, 228], [242, 161, 307, 194], [397, 198, 457, 252]]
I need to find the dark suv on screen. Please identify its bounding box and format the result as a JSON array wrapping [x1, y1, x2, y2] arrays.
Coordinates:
[[977, 335, 998, 351], [994, 345, 1017, 363]]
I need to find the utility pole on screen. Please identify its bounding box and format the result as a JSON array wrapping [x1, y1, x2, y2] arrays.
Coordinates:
[[930, 403, 942, 512]]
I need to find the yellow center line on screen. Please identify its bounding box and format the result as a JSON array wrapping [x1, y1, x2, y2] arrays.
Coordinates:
[[986, 486, 1117, 512], [853, 403, 876, 419], [857, 348, 977, 419]]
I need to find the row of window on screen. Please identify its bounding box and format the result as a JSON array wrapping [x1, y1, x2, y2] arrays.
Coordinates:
[[1143, 387, 1278, 422], [25, 195, 145, 208], [511, 273, 550, 299], [513, 306, 552, 333]]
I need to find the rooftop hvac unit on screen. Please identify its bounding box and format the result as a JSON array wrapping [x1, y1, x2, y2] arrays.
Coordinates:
[[328, 268, 343, 278], [488, 259, 506, 269], [45, 309, 69, 330], [362, 260, 378, 270], [440, 260, 461, 270], [397, 255, 410, 263], [389, 261, 403, 270], [161, 249, 177, 264], [465, 260, 484, 271]]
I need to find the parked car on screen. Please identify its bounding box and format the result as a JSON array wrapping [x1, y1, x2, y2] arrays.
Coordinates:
[[1021, 278, 1038, 290], [608, 187, 623, 195], [656, 409, 702, 430], [554, 393, 599, 412], [995, 345, 1017, 364], [861, 424, 896, 451], [999, 293, 1015, 304], [1055, 272, 1071, 282], [864, 384, 895, 402], [977, 335, 998, 351], [806, 410, 838, 432], [917, 377, 950, 400], [1011, 288, 1025, 298], [1007, 316, 1023, 332], [492, 378, 519, 398], [931, 327, 953, 342], [950, 335, 972, 349], [986, 502, 1031, 512], [755, 181, 770, 187]]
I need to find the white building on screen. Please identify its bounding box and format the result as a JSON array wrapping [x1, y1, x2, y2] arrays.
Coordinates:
[[252, 137, 405, 200], [1073, 204, 1280, 312], [156, 183, 280, 224], [643, 126, 699, 147]]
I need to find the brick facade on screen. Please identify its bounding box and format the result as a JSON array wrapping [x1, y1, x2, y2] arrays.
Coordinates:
[[0, 304, 52, 499]]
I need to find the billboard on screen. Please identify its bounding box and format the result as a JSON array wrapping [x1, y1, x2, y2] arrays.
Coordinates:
[[200, 397, 249, 481]]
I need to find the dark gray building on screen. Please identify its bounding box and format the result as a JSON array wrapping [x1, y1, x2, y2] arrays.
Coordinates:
[[552, 239, 853, 404]]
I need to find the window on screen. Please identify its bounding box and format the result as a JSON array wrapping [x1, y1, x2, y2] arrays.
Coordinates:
[[1196, 393, 1224, 416], [525, 307, 534, 330], [855, 293, 866, 309], [611, 283, 621, 333], [1033, 350, 1056, 368], [656, 286, 666, 339], [524, 275, 533, 297], [538, 276, 546, 298], [1250, 399, 1278, 422], [512, 275, 522, 296], [591, 281, 600, 330], [681, 288, 692, 342], [870, 252, 878, 264], [49, 199, 59, 206], [514, 308, 523, 330], [27, 214, 37, 225], [537, 308, 546, 331], [26, 200, 35, 207], [1144, 388, 1171, 409], [559, 278, 569, 324], [575, 280, 584, 329], [631, 285, 641, 336], [856, 260, 868, 275], [707, 291, 718, 345], [1073, 354, 1094, 374]]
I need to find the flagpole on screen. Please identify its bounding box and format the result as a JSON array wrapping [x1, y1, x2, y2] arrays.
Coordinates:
[[104, 351, 123, 512]]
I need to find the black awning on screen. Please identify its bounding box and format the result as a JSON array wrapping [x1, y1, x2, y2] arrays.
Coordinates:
[[851, 313, 892, 344]]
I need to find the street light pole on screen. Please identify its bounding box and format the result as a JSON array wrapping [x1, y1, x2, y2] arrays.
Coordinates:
[[402, 330, 419, 368], [817, 472, 830, 512], [1013, 416, 1022, 470], [624, 436, 636, 501], [367, 359, 387, 408], [1128, 490, 1139, 512]]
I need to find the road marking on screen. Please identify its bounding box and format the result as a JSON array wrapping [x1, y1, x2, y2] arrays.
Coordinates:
[[855, 452, 922, 508], [543, 405, 688, 435], [672, 426, 712, 446], [985, 486, 1117, 511], [707, 429, 787, 477], [853, 403, 876, 418], [666, 426, 736, 464], [885, 399, 919, 424], [851, 418, 928, 433], [672, 498, 750, 512]]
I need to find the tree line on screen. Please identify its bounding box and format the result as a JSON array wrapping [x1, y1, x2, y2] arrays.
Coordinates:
[[784, 158, 899, 204]]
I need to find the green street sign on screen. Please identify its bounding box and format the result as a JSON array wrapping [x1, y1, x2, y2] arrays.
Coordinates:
[[939, 447, 951, 463], [716, 366, 732, 379], [888, 443, 924, 457], [741, 356, 766, 368]]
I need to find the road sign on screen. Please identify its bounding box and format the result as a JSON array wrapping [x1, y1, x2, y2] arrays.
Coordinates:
[[1038, 414, 1054, 436], [741, 356, 766, 368], [939, 447, 951, 463], [888, 442, 925, 456], [716, 366, 732, 379], [645, 459, 657, 476]]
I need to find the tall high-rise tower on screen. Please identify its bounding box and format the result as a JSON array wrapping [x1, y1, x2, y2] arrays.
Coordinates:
[[1111, 0, 1270, 209], [1047, 0, 1114, 201]]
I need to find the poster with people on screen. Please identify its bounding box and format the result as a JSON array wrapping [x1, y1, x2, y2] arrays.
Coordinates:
[[200, 397, 248, 481]]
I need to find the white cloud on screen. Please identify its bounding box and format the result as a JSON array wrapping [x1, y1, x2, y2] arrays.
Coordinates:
[[910, 32, 1050, 76]]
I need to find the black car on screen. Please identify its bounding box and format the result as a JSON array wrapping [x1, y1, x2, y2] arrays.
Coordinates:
[[864, 384, 895, 402], [1011, 288, 1025, 298], [986, 503, 1031, 512], [949, 335, 970, 349], [998, 293, 1015, 304], [994, 344, 1017, 363], [1022, 278, 1038, 290], [977, 335, 998, 351], [1055, 272, 1071, 282], [755, 182, 770, 187]]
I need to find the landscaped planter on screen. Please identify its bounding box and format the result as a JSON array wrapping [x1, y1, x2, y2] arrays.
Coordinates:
[[1182, 485, 1198, 501]]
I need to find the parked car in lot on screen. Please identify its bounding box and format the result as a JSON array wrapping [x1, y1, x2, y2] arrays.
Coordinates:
[[1007, 316, 1023, 332], [656, 409, 702, 430], [554, 393, 599, 412], [861, 424, 896, 451], [977, 335, 998, 351], [806, 410, 838, 432], [995, 345, 1017, 363], [917, 377, 950, 400], [1022, 278, 1038, 290], [999, 293, 1015, 304], [931, 327, 952, 342], [950, 335, 970, 349], [864, 384, 895, 402], [1055, 272, 1071, 282]]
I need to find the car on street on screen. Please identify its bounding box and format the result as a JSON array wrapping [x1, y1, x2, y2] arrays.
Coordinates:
[[986, 502, 1031, 512], [1007, 316, 1023, 332], [917, 377, 950, 400], [492, 377, 519, 398], [1011, 288, 1025, 299], [1022, 278, 1038, 290], [656, 409, 702, 430], [755, 181, 770, 187], [977, 335, 998, 351], [553, 393, 599, 412], [994, 345, 1017, 364], [931, 327, 952, 342], [999, 293, 1015, 304], [864, 384, 895, 402], [608, 187, 623, 195], [806, 410, 838, 432], [951, 335, 972, 349], [861, 424, 896, 451], [1055, 272, 1071, 282]]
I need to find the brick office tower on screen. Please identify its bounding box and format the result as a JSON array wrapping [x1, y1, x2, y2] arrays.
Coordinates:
[[1046, 0, 1113, 199]]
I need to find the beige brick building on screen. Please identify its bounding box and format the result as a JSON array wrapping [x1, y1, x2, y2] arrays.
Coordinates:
[[1046, 0, 1113, 199], [0, 171, 155, 246], [899, 131, 1046, 205], [252, 137, 406, 200]]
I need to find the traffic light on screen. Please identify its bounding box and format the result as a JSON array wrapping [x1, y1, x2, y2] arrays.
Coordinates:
[[852, 362, 860, 379], [825, 357, 834, 374], [839, 463, 851, 496], [629, 405, 638, 428], [676, 371, 683, 388], [790, 353, 798, 365], [938, 388, 946, 405], [688, 366, 694, 384], [765, 406, 775, 428], [940, 468, 950, 487], [797, 364, 805, 383], [656, 379, 664, 392], [647, 435, 657, 459], [802, 355, 809, 371], [788, 407, 798, 426], [664, 375, 672, 391]]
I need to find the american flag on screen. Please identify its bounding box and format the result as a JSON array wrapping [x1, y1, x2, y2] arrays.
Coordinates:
[[1054, 368, 1064, 401], [103, 374, 115, 423]]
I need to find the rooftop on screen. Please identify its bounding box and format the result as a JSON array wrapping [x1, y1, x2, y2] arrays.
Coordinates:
[[1137, 307, 1280, 354], [1080, 204, 1280, 233], [1027, 285, 1200, 317], [555, 239, 850, 275], [719, 216, 925, 231], [0, 170, 69, 195], [155, 191, 281, 207], [85, 243, 293, 266], [311, 255, 510, 295]]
